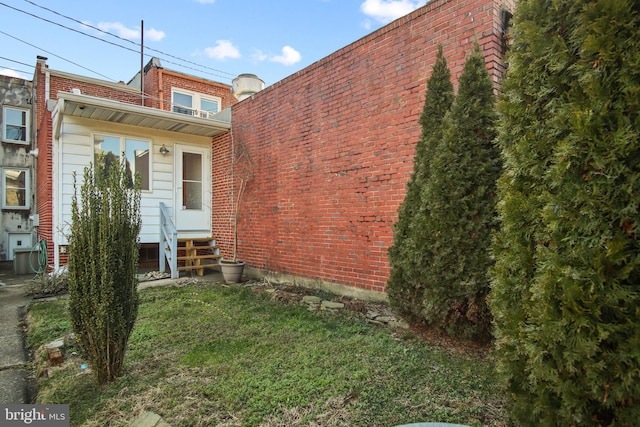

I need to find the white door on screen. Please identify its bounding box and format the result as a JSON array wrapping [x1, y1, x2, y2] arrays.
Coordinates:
[[174, 144, 211, 234]]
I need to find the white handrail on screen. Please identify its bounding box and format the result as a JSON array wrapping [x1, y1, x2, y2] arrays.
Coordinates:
[[159, 202, 178, 278]]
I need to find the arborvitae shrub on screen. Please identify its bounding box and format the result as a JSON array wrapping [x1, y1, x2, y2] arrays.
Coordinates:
[[388, 44, 499, 341], [68, 156, 141, 384], [388, 45, 454, 321], [415, 44, 499, 340], [490, 0, 640, 424]]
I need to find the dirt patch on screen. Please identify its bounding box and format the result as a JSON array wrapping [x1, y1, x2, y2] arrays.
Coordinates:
[[243, 279, 492, 358], [247, 281, 396, 318]]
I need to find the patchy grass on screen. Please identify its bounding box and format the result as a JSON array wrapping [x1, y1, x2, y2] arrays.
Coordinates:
[[25, 297, 72, 350], [27, 282, 508, 426]]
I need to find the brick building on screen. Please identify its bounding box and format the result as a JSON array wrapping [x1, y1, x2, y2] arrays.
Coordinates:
[[216, 0, 515, 298], [29, 0, 514, 298]]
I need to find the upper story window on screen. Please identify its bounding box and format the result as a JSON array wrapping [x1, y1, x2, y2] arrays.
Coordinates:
[[2, 168, 29, 210], [2, 106, 30, 144], [171, 89, 221, 119], [94, 134, 151, 191]]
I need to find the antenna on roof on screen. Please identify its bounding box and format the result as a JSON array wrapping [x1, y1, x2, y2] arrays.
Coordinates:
[[140, 20, 144, 106]]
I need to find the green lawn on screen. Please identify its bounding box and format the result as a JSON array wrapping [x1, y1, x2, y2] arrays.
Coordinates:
[[26, 281, 507, 426]]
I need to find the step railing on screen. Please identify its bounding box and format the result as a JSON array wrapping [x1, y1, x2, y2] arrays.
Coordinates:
[[159, 202, 178, 278]]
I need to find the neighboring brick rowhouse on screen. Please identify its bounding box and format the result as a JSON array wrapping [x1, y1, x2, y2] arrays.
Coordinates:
[[142, 61, 234, 111], [218, 0, 514, 294]]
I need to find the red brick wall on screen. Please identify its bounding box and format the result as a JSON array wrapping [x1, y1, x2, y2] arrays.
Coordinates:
[[212, 132, 233, 255], [217, 0, 514, 293], [48, 78, 140, 105], [34, 101, 53, 265], [143, 66, 235, 112]]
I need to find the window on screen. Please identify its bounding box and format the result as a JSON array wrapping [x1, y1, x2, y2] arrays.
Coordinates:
[[2, 168, 29, 209], [182, 152, 203, 210], [172, 91, 193, 115], [171, 89, 220, 118], [200, 99, 219, 114], [2, 106, 30, 144], [94, 134, 150, 190]]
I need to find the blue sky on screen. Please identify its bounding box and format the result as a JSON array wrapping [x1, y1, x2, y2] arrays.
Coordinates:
[[0, 0, 428, 87]]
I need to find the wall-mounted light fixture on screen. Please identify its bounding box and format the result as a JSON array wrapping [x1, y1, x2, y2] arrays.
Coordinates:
[[159, 144, 170, 155]]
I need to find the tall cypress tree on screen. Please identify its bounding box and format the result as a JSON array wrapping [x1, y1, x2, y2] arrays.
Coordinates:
[[415, 44, 500, 340], [388, 45, 454, 320], [491, 0, 640, 424]]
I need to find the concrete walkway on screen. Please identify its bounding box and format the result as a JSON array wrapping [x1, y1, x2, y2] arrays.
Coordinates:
[[0, 269, 32, 404]]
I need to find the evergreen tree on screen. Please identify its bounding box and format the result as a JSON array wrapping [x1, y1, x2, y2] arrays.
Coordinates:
[[415, 44, 500, 340], [491, 0, 640, 424], [388, 45, 454, 320], [68, 156, 141, 384]]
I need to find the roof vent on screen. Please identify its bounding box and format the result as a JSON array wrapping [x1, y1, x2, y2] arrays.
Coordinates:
[[232, 74, 264, 101]]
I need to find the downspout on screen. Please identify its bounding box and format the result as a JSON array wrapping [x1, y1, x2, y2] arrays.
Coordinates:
[[49, 99, 64, 272], [158, 69, 164, 110], [44, 68, 50, 101], [230, 125, 236, 261]]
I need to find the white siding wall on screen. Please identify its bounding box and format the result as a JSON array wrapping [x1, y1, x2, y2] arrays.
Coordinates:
[[55, 116, 211, 245]]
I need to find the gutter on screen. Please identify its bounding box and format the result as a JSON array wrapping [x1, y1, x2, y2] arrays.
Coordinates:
[[54, 91, 231, 132]]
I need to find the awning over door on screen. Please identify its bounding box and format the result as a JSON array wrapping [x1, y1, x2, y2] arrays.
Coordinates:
[[51, 91, 231, 139]]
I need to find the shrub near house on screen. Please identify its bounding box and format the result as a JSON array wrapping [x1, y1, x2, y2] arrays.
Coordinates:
[[67, 157, 141, 385]]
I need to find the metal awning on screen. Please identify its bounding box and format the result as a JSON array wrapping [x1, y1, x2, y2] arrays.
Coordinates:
[[52, 91, 231, 139]]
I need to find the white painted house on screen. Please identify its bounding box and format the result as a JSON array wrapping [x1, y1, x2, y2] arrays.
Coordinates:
[[34, 56, 236, 276]]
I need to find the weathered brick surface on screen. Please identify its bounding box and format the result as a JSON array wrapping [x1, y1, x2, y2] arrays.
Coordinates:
[[217, 0, 514, 293]]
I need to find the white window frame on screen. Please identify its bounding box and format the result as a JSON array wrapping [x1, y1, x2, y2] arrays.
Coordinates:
[[93, 133, 152, 191], [171, 88, 221, 118], [2, 167, 30, 210], [2, 106, 30, 144]]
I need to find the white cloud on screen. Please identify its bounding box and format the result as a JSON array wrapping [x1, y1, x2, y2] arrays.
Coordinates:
[[204, 40, 241, 60], [360, 0, 426, 23], [251, 49, 268, 62], [0, 68, 26, 79], [195, 0, 216, 3], [145, 28, 166, 42], [269, 46, 301, 66], [82, 21, 165, 42], [96, 22, 139, 40]]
